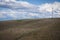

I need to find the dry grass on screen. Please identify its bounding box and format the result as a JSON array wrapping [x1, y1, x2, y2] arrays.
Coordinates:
[[0, 18, 60, 40]]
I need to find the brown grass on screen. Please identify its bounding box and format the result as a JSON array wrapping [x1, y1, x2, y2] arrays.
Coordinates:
[[0, 18, 60, 40]]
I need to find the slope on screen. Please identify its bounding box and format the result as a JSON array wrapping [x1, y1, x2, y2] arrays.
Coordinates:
[[0, 18, 60, 40]]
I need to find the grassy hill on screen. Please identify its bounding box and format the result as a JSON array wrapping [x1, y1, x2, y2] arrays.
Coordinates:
[[0, 18, 60, 40]]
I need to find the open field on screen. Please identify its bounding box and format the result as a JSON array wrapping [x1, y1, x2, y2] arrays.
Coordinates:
[[0, 18, 60, 40]]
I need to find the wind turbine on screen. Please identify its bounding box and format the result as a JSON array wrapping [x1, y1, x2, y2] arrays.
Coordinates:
[[52, 7, 53, 18]]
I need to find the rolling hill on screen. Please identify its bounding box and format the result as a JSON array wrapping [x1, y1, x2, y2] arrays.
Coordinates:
[[0, 18, 60, 40]]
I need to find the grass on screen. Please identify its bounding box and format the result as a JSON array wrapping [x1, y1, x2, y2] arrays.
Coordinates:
[[0, 18, 60, 40]]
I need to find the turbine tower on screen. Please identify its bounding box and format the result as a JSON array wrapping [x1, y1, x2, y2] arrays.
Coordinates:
[[52, 7, 53, 18]]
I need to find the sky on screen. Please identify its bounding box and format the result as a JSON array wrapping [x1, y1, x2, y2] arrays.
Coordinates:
[[0, 0, 60, 21]]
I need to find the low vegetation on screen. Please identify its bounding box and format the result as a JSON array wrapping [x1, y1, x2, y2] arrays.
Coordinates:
[[0, 18, 60, 40]]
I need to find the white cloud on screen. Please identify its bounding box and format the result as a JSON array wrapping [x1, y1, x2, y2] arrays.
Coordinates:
[[28, 13, 39, 16], [0, 14, 4, 18], [0, 9, 16, 19], [0, 1, 60, 20], [0, 0, 16, 2], [38, 2, 60, 15], [38, 3, 52, 13]]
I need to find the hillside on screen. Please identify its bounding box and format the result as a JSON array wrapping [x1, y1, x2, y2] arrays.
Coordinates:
[[0, 18, 60, 40]]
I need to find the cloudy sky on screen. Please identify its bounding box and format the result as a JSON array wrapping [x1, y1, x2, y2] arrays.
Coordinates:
[[0, 0, 60, 21]]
